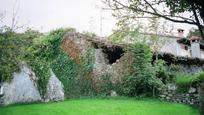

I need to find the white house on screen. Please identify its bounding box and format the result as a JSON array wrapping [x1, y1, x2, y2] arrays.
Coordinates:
[[159, 29, 204, 59]]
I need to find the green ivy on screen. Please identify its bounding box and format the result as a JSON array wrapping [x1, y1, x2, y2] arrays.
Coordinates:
[[25, 28, 97, 98], [25, 28, 68, 97], [98, 74, 113, 96], [78, 48, 96, 96], [51, 53, 79, 98], [0, 30, 37, 82]]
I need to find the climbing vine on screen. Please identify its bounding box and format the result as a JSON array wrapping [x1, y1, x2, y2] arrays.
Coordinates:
[[51, 53, 79, 98], [0, 29, 40, 82], [78, 48, 96, 96], [25, 28, 72, 97], [25, 28, 97, 98]]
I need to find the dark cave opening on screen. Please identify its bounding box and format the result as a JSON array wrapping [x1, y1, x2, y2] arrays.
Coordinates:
[[101, 45, 125, 64]]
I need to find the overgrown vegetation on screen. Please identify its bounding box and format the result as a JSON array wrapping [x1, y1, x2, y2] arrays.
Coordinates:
[[121, 43, 166, 97], [0, 29, 41, 82], [175, 72, 204, 92], [25, 28, 68, 97], [1, 26, 203, 109], [25, 28, 97, 98], [78, 48, 96, 97]]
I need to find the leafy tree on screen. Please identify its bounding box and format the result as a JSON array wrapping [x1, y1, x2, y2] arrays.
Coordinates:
[[104, 0, 204, 38], [187, 28, 204, 43], [122, 43, 164, 96]]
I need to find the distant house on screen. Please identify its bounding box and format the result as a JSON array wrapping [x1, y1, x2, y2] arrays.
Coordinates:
[[114, 28, 204, 59], [149, 29, 204, 59]]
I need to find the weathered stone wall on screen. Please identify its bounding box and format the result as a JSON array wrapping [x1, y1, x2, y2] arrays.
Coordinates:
[[62, 32, 91, 64], [179, 64, 204, 74], [159, 84, 199, 105], [92, 49, 109, 82], [2, 31, 203, 106], [92, 49, 131, 83]]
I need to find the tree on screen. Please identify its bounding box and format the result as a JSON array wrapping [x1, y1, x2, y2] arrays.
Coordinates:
[[105, 0, 204, 114], [0, 0, 23, 32], [122, 42, 164, 96], [188, 28, 204, 43], [104, 0, 204, 38]]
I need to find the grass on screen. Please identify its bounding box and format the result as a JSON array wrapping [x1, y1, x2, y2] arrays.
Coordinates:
[[0, 97, 199, 115]]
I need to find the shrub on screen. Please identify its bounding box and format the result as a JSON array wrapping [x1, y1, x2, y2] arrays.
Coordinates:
[[0, 29, 41, 82], [175, 73, 192, 92], [97, 74, 113, 96], [194, 72, 204, 83], [175, 72, 204, 92], [122, 43, 164, 97]]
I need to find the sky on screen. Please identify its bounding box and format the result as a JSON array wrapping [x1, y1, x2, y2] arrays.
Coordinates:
[[0, 0, 197, 37]]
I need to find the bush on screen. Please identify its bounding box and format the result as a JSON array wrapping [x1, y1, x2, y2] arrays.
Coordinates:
[[176, 72, 204, 86], [0, 29, 41, 82], [97, 74, 113, 96], [175, 73, 192, 92], [175, 72, 204, 92], [122, 43, 164, 97]]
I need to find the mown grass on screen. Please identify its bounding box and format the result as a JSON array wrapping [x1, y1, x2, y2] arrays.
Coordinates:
[[0, 97, 199, 115]]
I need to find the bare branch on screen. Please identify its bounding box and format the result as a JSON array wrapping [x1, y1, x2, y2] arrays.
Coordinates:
[[110, 0, 203, 27]]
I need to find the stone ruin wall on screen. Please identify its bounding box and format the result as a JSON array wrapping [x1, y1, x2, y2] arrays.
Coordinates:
[[62, 32, 204, 106], [1, 31, 204, 106]]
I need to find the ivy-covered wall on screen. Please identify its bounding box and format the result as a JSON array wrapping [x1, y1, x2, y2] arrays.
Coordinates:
[[25, 28, 98, 98], [0, 30, 40, 82], [1, 27, 204, 109], [0, 28, 97, 99]]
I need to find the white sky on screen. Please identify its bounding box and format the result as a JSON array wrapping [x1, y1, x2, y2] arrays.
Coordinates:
[[0, 0, 197, 37]]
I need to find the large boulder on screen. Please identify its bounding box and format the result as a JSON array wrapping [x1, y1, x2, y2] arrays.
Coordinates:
[[1, 64, 41, 105], [46, 71, 64, 101]]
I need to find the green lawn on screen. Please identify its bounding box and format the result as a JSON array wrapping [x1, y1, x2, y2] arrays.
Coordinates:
[[0, 98, 199, 115]]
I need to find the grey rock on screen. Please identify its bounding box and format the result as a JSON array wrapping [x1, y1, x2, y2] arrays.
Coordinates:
[[110, 90, 117, 97], [166, 97, 170, 100], [168, 94, 173, 97], [167, 84, 177, 91], [186, 94, 190, 97], [188, 87, 196, 93], [159, 95, 165, 98], [46, 71, 64, 101], [163, 92, 168, 95], [2, 64, 41, 105]]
